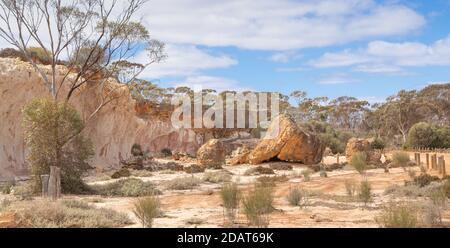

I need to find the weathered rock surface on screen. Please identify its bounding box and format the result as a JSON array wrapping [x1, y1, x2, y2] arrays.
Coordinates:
[[0, 212, 17, 228], [229, 146, 252, 165], [247, 115, 325, 165], [197, 139, 226, 168], [0, 58, 204, 180], [345, 138, 382, 164]]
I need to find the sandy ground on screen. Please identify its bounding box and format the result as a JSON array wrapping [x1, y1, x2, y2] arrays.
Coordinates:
[[2, 156, 449, 228]]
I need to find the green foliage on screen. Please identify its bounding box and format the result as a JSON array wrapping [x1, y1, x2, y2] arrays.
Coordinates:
[[301, 169, 313, 182], [22, 99, 94, 194], [242, 183, 274, 227], [286, 187, 309, 208], [160, 148, 172, 157], [376, 202, 421, 228], [391, 151, 411, 168], [203, 171, 232, 183], [11, 200, 131, 228], [351, 152, 367, 175], [27, 47, 51, 64], [371, 137, 385, 150], [220, 183, 240, 224], [0, 48, 27, 61], [69, 43, 106, 68], [413, 174, 440, 187], [256, 175, 289, 187], [0, 181, 14, 195], [358, 180, 372, 206], [165, 176, 202, 190], [133, 196, 161, 228], [301, 120, 352, 154], [244, 166, 275, 176], [92, 178, 160, 197], [344, 179, 357, 197], [406, 122, 450, 149], [131, 144, 144, 156], [111, 168, 131, 179], [11, 182, 35, 200]]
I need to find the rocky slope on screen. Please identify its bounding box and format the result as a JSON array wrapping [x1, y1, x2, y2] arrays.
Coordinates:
[[0, 58, 203, 180]]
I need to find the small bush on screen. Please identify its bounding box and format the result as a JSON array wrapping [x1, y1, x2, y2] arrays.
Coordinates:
[[429, 188, 447, 225], [11, 182, 35, 200], [111, 168, 131, 179], [185, 217, 204, 226], [27, 47, 52, 64], [184, 164, 205, 174], [244, 166, 275, 176], [286, 187, 309, 208], [242, 183, 274, 227], [358, 180, 372, 206], [391, 151, 410, 168], [0, 48, 27, 61], [161, 148, 172, 157], [384, 182, 444, 198], [220, 183, 240, 224], [165, 176, 202, 190], [371, 137, 385, 150], [351, 152, 367, 175], [407, 169, 417, 180], [131, 144, 144, 156], [61, 200, 91, 210], [320, 170, 328, 178], [256, 175, 288, 187], [269, 163, 293, 171], [203, 171, 232, 183], [0, 198, 12, 212], [11, 200, 131, 227], [413, 174, 440, 187], [133, 196, 161, 228], [344, 179, 357, 197], [301, 169, 313, 182], [92, 178, 160, 197], [0, 181, 14, 195], [376, 202, 421, 228]]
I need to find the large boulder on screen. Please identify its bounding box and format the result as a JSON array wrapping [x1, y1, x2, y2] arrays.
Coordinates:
[[247, 115, 325, 165], [229, 146, 252, 165], [197, 139, 226, 168], [345, 138, 382, 164]]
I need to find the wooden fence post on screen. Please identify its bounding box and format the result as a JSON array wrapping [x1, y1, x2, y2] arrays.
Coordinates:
[[426, 153, 430, 170], [336, 153, 340, 164], [48, 166, 61, 200], [431, 154, 437, 170], [40, 174, 49, 198]]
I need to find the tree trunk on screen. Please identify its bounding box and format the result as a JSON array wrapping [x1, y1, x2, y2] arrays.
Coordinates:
[[48, 166, 61, 200]]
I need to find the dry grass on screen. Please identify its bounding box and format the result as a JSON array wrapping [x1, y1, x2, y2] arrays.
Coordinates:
[[165, 176, 203, 190], [91, 178, 160, 197], [9, 199, 132, 228], [242, 184, 274, 227], [203, 171, 232, 183], [133, 196, 161, 228]]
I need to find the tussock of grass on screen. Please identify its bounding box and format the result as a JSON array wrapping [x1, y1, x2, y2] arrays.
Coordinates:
[[91, 178, 160, 197], [133, 196, 161, 228], [203, 171, 232, 183], [242, 183, 274, 227], [165, 176, 202, 190]]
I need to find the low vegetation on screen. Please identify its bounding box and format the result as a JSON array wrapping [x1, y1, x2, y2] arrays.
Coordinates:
[[256, 175, 289, 187], [286, 187, 309, 208], [344, 179, 357, 197], [111, 168, 131, 179], [376, 202, 422, 228], [242, 183, 274, 227], [220, 183, 240, 225], [301, 169, 313, 182], [391, 151, 411, 168], [91, 178, 160, 197], [244, 166, 275, 176], [351, 152, 367, 175], [9, 200, 132, 228], [358, 180, 372, 206], [165, 176, 202, 190], [133, 196, 161, 228], [203, 171, 232, 183]]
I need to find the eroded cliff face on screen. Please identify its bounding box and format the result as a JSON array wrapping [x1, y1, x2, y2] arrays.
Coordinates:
[[0, 58, 202, 180]]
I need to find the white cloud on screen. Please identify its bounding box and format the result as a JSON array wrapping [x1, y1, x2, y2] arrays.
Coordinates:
[[136, 44, 237, 79], [317, 73, 360, 85], [171, 75, 250, 92], [309, 35, 450, 72], [141, 0, 425, 51], [269, 51, 301, 63]]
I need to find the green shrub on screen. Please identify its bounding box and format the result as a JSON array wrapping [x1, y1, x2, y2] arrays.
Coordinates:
[[61, 199, 91, 210], [27, 47, 51, 64], [358, 180, 372, 206], [0, 181, 14, 195], [406, 122, 450, 149], [165, 176, 202, 190], [242, 183, 274, 227], [351, 152, 367, 175], [11, 182, 35, 200], [203, 171, 232, 183], [11, 200, 131, 227], [133, 196, 161, 228], [161, 148, 172, 157], [286, 187, 309, 208], [0, 48, 27, 61], [371, 137, 385, 150], [220, 183, 240, 224], [256, 175, 288, 187], [413, 174, 440, 187], [131, 144, 144, 156], [376, 202, 421, 228], [22, 99, 94, 194], [111, 168, 131, 179], [391, 151, 411, 168], [429, 188, 447, 225], [92, 178, 160, 197], [301, 169, 313, 182], [244, 166, 275, 176], [344, 179, 357, 197], [184, 164, 205, 174]]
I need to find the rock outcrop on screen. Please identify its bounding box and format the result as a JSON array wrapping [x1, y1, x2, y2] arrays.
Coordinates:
[[345, 138, 382, 164], [196, 139, 226, 168], [246, 115, 325, 165], [0, 58, 204, 180]]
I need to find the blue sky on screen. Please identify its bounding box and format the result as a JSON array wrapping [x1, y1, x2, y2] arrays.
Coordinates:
[[134, 0, 450, 103]]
